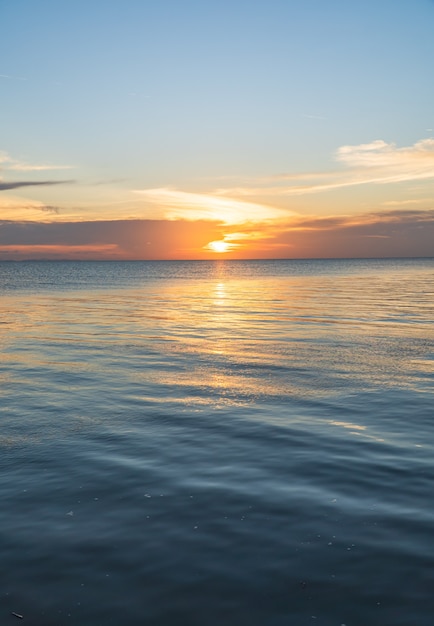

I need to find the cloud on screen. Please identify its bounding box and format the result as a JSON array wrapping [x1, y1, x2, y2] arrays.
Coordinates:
[[0, 218, 224, 260], [336, 138, 434, 173], [1, 209, 432, 260], [215, 138, 434, 199], [39, 205, 61, 214], [382, 198, 432, 207], [0, 73, 27, 81], [193, 208, 434, 259], [0, 152, 75, 191], [290, 208, 434, 231], [0, 150, 73, 171], [134, 188, 290, 224], [7, 163, 73, 172], [0, 196, 64, 220], [0, 180, 74, 191], [239, 209, 434, 259], [0, 244, 120, 259]]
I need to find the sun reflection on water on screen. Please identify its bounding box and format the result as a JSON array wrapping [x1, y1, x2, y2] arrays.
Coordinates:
[[1, 260, 433, 433]]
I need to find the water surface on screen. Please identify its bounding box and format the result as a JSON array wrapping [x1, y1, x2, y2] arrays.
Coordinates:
[[1, 259, 433, 625]]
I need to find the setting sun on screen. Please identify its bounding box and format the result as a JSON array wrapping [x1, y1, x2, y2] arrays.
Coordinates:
[[207, 240, 230, 253]]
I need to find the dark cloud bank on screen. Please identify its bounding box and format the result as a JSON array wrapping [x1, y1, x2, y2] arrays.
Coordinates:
[[0, 219, 223, 259], [0, 210, 433, 259], [272, 210, 434, 258]]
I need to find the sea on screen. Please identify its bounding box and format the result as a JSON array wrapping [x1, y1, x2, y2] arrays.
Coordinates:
[[0, 258, 433, 626]]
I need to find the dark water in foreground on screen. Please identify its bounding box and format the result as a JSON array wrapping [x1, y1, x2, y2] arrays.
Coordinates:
[[1, 258, 433, 626]]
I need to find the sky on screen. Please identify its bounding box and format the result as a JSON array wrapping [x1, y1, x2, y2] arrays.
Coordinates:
[[1, 0, 434, 260]]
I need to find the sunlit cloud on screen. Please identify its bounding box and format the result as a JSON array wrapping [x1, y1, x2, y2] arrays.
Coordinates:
[[205, 240, 237, 253], [134, 188, 290, 224], [7, 163, 73, 172], [0, 150, 73, 171], [0, 193, 75, 221], [200, 208, 434, 258], [336, 139, 434, 171], [215, 138, 434, 198], [1, 136, 433, 260], [382, 198, 432, 207]]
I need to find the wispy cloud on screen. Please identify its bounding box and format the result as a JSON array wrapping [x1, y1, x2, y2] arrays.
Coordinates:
[[0, 196, 64, 221], [134, 188, 291, 224], [336, 138, 434, 172], [382, 198, 432, 207], [215, 138, 434, 198], [0, 73, 27, 81], [7, 163, 73, 172], [0, 151, 73, 171]]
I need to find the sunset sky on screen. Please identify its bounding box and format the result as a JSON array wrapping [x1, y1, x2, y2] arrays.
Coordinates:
[[1, 0, 434, 260]]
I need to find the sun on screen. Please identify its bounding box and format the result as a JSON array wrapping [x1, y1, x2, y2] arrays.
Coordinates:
[[207, 240, 230, 253]]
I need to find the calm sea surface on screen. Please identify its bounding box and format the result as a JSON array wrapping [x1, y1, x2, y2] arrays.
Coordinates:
[[1, 258, 433, 626]]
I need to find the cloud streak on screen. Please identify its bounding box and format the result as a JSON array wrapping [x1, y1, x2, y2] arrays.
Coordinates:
[[134, 188, 291, 224], [0, 180, 75, 191], [0, 73, 27, 81], [0, 150, 73, 172], [215, 138, 434, 198]]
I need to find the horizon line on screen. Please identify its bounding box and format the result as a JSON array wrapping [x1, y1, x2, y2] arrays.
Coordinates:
[[1, 255, 433, 263]]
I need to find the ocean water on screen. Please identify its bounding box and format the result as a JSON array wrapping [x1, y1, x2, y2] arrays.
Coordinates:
[[0, 258, 433, 626]]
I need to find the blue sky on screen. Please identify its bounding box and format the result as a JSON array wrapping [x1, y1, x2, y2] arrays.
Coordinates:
[[1, 0, 434, 258]]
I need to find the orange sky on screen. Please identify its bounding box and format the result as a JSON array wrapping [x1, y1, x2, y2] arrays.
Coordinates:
[[1, 207, 434, 261]]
